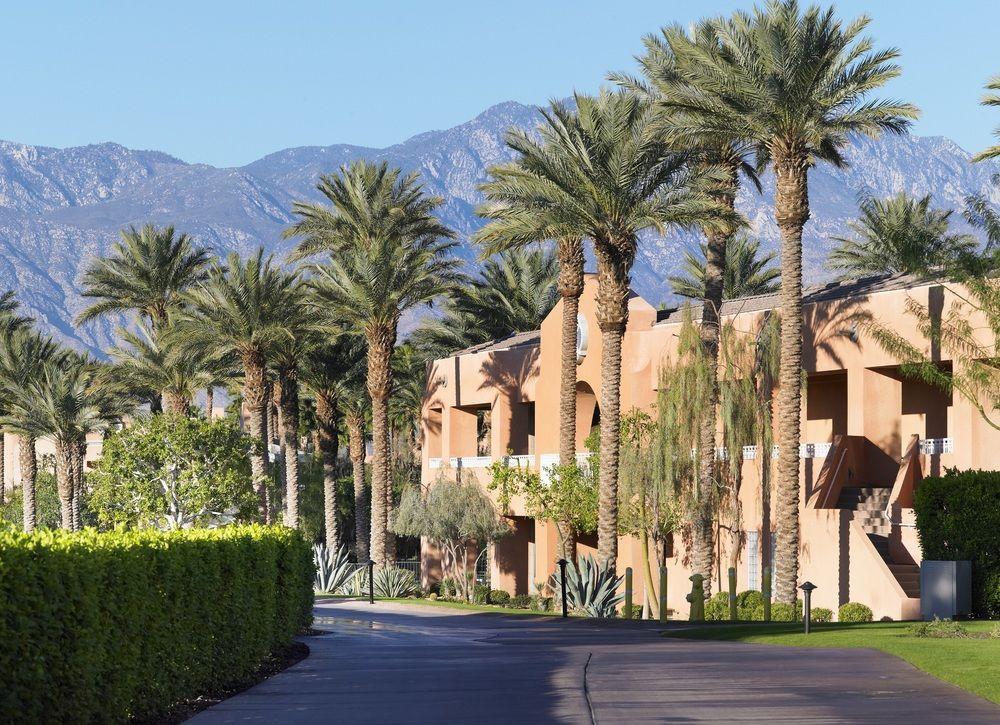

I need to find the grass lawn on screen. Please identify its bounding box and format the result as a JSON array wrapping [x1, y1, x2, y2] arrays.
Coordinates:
[[665, 621, 1000, 704], [380, 597, 563, 616]]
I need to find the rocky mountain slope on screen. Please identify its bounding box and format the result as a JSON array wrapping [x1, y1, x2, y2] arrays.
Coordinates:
[[1, 101, 997, 351]]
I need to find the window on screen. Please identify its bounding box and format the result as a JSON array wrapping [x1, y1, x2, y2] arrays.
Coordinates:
[[747, 531, 759, 590]]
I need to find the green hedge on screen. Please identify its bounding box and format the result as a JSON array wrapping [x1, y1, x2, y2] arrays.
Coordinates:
[[914, 469, 1000, 617], [0, 525, 313, 722]]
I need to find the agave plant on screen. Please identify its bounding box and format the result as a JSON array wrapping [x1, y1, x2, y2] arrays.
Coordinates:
[[550, 555, 625, 618], [313, 544, 356, 594], [349, 566, 418, 599]]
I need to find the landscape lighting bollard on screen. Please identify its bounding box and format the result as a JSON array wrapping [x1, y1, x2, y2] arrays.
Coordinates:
[[367, 560, 375, 605], [728, 567, 737, 621], [659, 567, 668, 623], [625, 567, 633, 619], [800, 581, 817, 634], [557, 558, 568, 618]]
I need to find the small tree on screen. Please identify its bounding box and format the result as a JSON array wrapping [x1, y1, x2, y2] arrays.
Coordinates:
[[393, 478, 508, 601], [89, 414, 257, 529]]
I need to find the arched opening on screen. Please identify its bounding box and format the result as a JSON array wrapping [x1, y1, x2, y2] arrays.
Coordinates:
[[575, 382, 599, 451]]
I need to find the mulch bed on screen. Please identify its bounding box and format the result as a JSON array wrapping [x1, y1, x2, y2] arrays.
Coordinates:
[[139, 631, 323, 723]]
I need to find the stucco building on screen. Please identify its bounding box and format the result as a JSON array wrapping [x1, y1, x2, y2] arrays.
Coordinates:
[[420, 271, 1000, 620]]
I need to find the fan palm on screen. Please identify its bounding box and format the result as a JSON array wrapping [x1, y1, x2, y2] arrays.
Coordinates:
[[828, 193, 977, 277], [174, 249, 303, 523], [0, 329, 60, 531], [669, 236, 780, 299], [301, 334, 367, 551], [411, 247, 559, 359], [973, 75, 1000, 162], [286, 160, 459, 567], [76, 224, 212, 330], [481, 91, 726, 568], [652, 1, 917, 602], [2, 354, 132, 530]]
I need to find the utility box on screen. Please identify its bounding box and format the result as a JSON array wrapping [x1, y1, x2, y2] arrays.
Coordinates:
[[920, 561, 972, 620]]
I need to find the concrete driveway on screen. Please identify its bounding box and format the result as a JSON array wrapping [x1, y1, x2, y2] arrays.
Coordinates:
[[189, 599, 998, 724]]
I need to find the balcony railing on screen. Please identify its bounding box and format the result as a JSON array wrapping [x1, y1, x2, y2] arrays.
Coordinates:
[[919, 437, 953, 455]]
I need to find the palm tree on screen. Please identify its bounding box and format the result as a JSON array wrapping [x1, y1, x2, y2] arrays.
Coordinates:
[[107, 321, 234, 415], [0, 328, 60, 531], [411, 247, 559, 359], [286, 160, 459, 567], [669, 236, 780, 300], [973, 75, 1000, 162], [77, 224, 212, 330], [174, 250, 303, 523], [828, 193, 977, 277], [482, 91, 726, 569], [343, 390, 370, 563], [0, 291, 31, 503], [652, 0, 917, 602], [2, 354, 132, 530], [301, 334, 366, 551]]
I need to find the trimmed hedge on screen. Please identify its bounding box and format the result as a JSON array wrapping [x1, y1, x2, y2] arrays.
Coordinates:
[[914, 469, 1000, 617], [838, 602, 873, 622], [0, 525, 313, 722]]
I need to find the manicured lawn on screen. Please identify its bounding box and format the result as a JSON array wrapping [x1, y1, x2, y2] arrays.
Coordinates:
[[665, 621, 1000, 704], [381, 597, 562, 616]]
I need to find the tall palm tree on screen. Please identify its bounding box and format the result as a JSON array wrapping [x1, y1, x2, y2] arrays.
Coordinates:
[[668, 235, 780, 300], [107, 321, 234, 415], [174, 250, 303, 523], [0, 291, 31, 503], [411, 247, 559, 359], [973, 75, 1000, 162], [652, 0, 917, 602], [481, 91, 726, 569], [286, 160, 459, 567], [828, 193, 977, 277], [343, 390, 370, 563], [301, 334, 366, 551], [77, 224, 212, 330], [2, 354, 132, 530], [0, 328, 60, 531]]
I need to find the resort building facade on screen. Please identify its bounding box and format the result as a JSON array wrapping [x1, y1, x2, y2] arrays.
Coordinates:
[[419, 272, 1000, 620]]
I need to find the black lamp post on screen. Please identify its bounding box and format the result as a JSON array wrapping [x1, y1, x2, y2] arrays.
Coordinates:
[[557, 559, 568, 618], [800, 581, 817, 634], [367, 559, 375, 605]]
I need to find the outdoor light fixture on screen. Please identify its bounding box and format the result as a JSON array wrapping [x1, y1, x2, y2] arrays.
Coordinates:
[[557, 558, 569, 618], [800, 581, 817, 634], [367, 560, 375, 605]]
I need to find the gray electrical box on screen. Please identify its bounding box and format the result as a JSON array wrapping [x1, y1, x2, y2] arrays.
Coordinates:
[[920, 561, 972, 620]]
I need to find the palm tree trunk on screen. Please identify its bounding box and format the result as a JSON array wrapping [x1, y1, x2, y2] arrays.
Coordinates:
[[0, 427, 5, 506], [347, 408, 369, 563], [55, 441, 73, 530], [20, 435, 36, 533], [277, 366, 301, 529], [316, 391, 340, 550], [593, 246, 631, 570], [72, 439, 85, 531], [163, 391, 188, 416], [693, 163, 738, 595], [242, 349, 270, 523], [205, 387, 214, 420], [366, 325, 395, 568], [557, 238, 584, 563], [772, 150, 809, 604]]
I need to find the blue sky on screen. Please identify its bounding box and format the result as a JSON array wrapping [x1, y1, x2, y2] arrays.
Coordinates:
[[4, 1, 998, 167]]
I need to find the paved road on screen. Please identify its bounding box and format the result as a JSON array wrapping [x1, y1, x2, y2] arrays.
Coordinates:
[[190, 599, 998, 724]]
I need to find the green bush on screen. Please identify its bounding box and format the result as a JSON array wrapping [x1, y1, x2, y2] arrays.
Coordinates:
[[736, 590, 765, 620], [914, 469, 1000, 617], [0, 525, 313, 722], [906, 618, 969, 638], [510, 594, 532, 609], [838, 602, 874, 622], [769, 600, 803, 622], [0, 468, 63, 530], [704, 591, 730, 621], [472, 583, 491, 604], [811, 607, 833, 623], [489, 589, 511, 606]]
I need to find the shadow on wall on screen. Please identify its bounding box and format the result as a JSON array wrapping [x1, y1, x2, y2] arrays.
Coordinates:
[[478, 347, 540, 456]]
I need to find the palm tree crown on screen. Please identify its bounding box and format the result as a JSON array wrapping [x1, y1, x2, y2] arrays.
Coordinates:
[[669, 235, 780, 300], [828, 193, 978, 277], [77, 224, 212, 328], [973, 75, 1000, 162]]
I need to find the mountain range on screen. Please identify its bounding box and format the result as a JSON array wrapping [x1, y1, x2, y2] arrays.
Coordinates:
[[1, 100, 998, 352]]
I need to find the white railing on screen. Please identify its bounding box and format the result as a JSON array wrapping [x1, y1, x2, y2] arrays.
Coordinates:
[[428, 457, 442, 469], [505, 454, 536, 468], [919, 437, 953, 455], [710, 442, 834, 462], [538, 452, 594, 485], [449, 456, 493, 469]]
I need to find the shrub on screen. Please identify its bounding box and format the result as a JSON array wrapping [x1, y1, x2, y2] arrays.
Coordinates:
[[489, 589, 511, 606], [550, 556, 624, 618], [839, 602, 873, 622], [509, 594, 532, 609], [914, 469, 1000, 617], [736, 590, 764, 620], [373, 567, 418, 598], [313, 544, 355, 594], [0, 468, 64, 530], [769, 600, 803, 622], [472, 583, 491, 604], [811, 607, 833, 623], [705, 591, 730, 621], [531, 595, 553, 612], [0, 525, 313, 722], [906, 618, 969, 638]]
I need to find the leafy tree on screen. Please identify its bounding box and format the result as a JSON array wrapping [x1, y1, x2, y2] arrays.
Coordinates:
[[411, 247, 559, 359], [668, 236, 780, 300], [973, 75, 1000, 162], [76, 224, 212, 331], [393, 478, 509, 601], [286, 160, 459, 567], [89, 414, 257, 529], [0, 468, 60, 531], [827, 193, 977, 277], [174, 249, 303, 524], [652, 1, 917, 603], [481, 92, 724, 569]]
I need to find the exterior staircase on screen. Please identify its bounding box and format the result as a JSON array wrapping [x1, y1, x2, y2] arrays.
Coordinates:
[[837, 486, 920, 598]]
